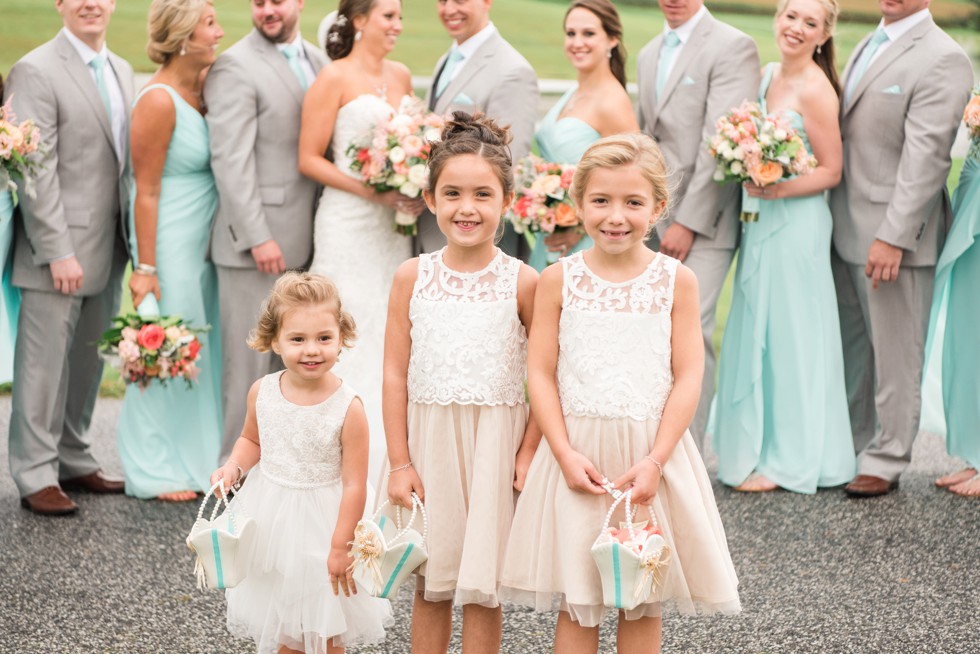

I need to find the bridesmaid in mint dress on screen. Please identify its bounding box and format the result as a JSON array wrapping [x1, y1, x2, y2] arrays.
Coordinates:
[[117, 2, 224, 500], [711, 0, 855, 493], [528, 0, 637, 271], [927, 96, 980, 497], [0, 75, 20, 384]]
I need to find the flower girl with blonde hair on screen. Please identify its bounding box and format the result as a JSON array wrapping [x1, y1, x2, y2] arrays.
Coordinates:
[[383, 112, 540, 654], [501, 134, 740, 654]]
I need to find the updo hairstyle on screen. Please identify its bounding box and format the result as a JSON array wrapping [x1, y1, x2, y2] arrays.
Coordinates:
[[571, 133, 670, 226], [326, 0, 378, 60], [146, 0, 209, 65], [248, 272, 357, 352], [566, 0, 628, 88], [426, 111, 514, 197]]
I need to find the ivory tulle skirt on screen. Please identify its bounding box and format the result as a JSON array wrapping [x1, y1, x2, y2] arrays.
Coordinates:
[[382, 401, 526, 607], [226, 466, 393, 653], [500, 415, 740, 628]]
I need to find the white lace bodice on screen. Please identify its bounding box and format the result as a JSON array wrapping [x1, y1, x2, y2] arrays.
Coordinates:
[[255, 372, 356, 488], [557, 252, 678, 421], [407, 249, 527, 406], [330, 94, 396, 178]]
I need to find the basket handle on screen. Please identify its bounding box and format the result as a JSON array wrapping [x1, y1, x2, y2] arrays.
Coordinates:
[[197, 480, 240, 534], [373, 492, 428, 543], [599, 479, 660, 541]]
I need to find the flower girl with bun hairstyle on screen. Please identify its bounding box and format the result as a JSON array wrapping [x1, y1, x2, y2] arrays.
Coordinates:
[[383, 112, 540, 653], [210, 272, 392, 654], [501, 133, 740, 653]]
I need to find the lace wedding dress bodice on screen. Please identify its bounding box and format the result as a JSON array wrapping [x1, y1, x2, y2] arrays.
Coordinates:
[[558, 252, 678, 421], [408, 249, 527, 406], [255, 372, 356, 488]]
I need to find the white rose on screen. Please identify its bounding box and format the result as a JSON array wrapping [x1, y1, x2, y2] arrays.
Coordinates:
[[773, 128, 787, 141], [732, 145, 745, 161], [399, 181, 420, 198], [390, 173, 407, 187], [730, 161, 743, 175], [408, 163, 428, 187], [759, 134, 773, 147], [389, 146, 407, 164], [424, 127, 442, 143], [395, 208, 418, 225], [721, 145, 735, 161]]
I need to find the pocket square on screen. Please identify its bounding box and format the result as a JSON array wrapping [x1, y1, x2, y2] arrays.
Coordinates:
[[452, 92, 475, 106], [881, 85, 902, 94], [681, 75, 696, 86]]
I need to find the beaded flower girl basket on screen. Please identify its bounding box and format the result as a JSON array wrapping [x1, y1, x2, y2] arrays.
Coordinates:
[[349, 492, 428, 599], [591, 484, 671, 611], [186, 480, 255, 590]]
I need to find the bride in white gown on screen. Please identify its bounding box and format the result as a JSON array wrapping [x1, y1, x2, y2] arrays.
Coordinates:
[[298, 0, 423, 485]]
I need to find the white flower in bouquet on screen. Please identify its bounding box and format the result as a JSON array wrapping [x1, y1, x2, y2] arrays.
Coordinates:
[[408, 163, 428, 188], [730, 160, 743, 175], [399, 181, 420, 199], [390, 173, 407, 188], [395, 209, 418, 226], [389, 146, 407, 164]]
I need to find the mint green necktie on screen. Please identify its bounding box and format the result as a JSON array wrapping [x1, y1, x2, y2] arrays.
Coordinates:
[[282, 44, 308, 91], [656, 31, 682, 101], [89, 53, 112, 121], [436, 49, 465, 98], [846, 28, 889, 104]]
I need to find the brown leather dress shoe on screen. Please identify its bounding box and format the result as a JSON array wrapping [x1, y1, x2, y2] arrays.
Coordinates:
[[21, 486, 79, 516], [60, 470, 125, 494], [844, 474, 899, 498]]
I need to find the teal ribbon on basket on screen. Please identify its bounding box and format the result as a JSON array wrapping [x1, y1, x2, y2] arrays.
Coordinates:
[[381, 543, 417, 598], [612, 543, 624, 608]]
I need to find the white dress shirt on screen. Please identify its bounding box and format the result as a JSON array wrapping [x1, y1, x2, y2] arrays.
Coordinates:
[[276, 31, 316, 88], [660, 6, 709, 83], [445, 22, 497, 85], [62, 28, 126, 166], [869, 8, 932, 67]]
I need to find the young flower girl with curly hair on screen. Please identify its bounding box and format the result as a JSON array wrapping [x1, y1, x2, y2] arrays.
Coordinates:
[[211, 272, 392, 654], [501, 133, 740, 653]]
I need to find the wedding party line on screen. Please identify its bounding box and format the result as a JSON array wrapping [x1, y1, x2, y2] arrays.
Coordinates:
[[0, 0, 977, 652]]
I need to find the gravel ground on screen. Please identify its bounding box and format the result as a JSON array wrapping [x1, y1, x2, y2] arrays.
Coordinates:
[[1, 397, 977, 653]]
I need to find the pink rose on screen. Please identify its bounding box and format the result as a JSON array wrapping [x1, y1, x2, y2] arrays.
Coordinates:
[[137, 324, 166, 351], [401, 134, 424, 158]]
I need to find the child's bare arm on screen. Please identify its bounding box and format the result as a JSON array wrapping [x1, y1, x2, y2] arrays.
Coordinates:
[[211, 379, 262, 493], [329, 397, 371, 597]]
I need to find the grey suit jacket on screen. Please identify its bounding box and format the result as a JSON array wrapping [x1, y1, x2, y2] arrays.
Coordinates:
[[636, 14, 759, 250], [204, 29, 328, 270], [426, 29, 538, 161], [830, 18, 973, 268], [4, 32, 134, 295]]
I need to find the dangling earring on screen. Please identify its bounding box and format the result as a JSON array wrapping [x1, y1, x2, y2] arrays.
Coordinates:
[[180, 43, 187, 56], [355, 30, 362, 42], [816, 44, 822, 54], [606, 49, 612, 59]]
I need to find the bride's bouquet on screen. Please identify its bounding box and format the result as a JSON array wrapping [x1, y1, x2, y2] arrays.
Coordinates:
[[98, 311, 208, 390], [346, 96, 445, 235], [0, 98, 44, 200], [506, 155, 579, 239], [964, 84, 980, 139], [708, 101, 815, 222]]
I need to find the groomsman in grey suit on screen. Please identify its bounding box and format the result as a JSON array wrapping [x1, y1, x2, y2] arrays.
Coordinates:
[[4, 0, 133, 515], [830, 0, 972, 497], [417, 0, 539, 255], [636, 0, 759, 451], [205, 0, 327, 458]]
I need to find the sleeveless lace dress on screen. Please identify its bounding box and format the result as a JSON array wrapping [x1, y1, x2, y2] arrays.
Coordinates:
[[310, 94, 413, 486], [226, 372, 392, 652], [501, 252, 740, 627], [396, 248, 528, 607]]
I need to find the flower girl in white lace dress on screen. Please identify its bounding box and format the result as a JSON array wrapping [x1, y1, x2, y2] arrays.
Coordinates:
[[383, 113, 540, 653], [500, 134, 740, 653], [211, 273, 392, 654]]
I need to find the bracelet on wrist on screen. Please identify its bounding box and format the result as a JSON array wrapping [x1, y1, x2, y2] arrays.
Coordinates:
[[133, 263, 157, 276], [389, 462, 413, 474], [644, 454, 664, 478], [227, 460, 245, 488]]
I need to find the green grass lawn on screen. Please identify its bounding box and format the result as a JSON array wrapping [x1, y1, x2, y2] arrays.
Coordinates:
[[1, 0, 977, 79]]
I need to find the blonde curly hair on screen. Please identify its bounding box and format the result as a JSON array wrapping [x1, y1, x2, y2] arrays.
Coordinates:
[[248, 272, 357, 352]]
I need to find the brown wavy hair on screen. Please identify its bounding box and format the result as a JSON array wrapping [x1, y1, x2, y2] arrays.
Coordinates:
[[426, 111, 514, 197], [248, 272, 357, 352]]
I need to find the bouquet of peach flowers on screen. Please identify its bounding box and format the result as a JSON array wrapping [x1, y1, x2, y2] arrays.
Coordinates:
[[964, 84, 980, 140], [0, 98, 43, 200], [506, 155, 578, 238], [346, 96, 445, 236], [708, 101, 816, 222], [98, 313, 207, 390]]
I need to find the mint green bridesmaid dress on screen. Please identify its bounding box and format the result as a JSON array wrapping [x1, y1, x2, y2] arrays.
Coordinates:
[[116, 84, 222, 498], [925, 137, 980, 471], [711, 65, 856, 493], [528, 86, 598, 272], [0, 190, 18, 384]]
